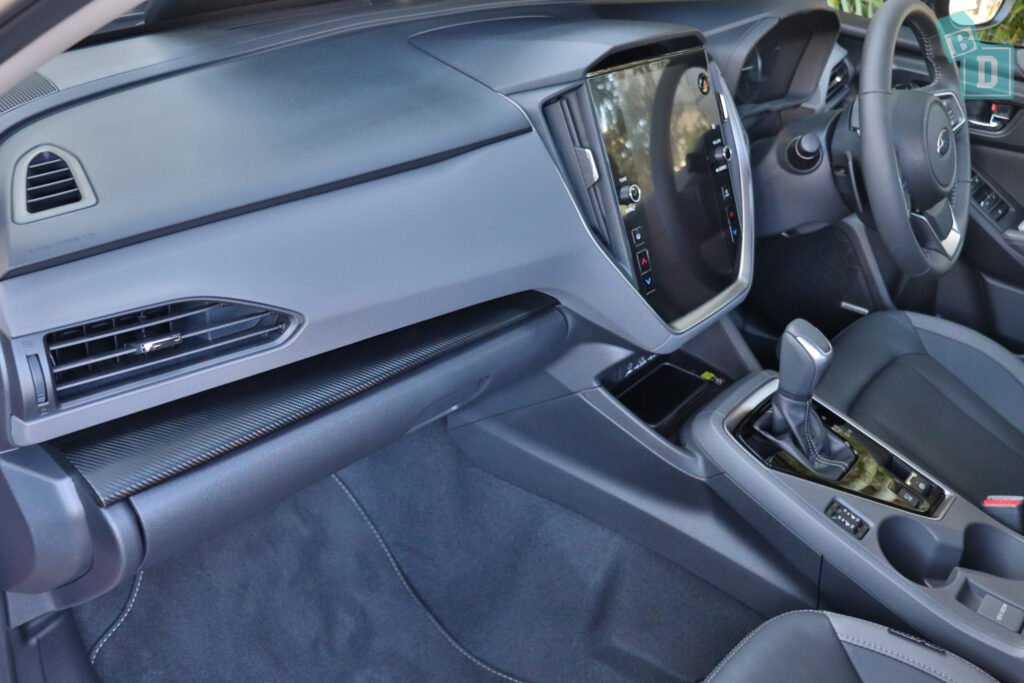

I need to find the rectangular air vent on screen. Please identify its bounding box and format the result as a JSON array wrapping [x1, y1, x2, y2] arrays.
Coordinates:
[[826, 59, 852, 106], [44, 300, 293, 403]]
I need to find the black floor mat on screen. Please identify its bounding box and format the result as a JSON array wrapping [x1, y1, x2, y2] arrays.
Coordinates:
[[74, 421, 762, 682]]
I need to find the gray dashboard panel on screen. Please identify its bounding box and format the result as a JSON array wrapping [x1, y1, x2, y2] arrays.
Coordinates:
[[0, 11, 759, 446], [0, 24, 529, 276], [411, 17, 689, 94], [4, 132, 683, 444]]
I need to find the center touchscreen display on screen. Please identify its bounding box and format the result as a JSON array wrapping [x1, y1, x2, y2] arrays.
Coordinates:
[[588, 49, 740, 325]]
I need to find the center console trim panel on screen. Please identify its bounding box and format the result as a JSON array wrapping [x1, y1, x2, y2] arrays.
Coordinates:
[[687, 371, 1024, 681], [727, 378, 956, 520]]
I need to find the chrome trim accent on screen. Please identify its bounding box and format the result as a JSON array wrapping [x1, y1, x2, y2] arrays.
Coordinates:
[[968, 112, 1011, 129], [138, 333, 182, 354], [574, 146, 599, 185], [663, 61, 754, 334], [724, 378, 956, 520], [840, 301, 870, 316], [795, 335, 831, 361], [910, 203, 962, 259], [933, 91, 967, 131]]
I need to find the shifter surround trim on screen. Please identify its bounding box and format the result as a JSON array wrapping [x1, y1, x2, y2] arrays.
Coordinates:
[[725, 378, 956, 521]]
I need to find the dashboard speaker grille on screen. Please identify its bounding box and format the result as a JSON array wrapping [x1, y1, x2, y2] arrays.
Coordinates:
[[45, 300, 294, 403], [0, 72, 57, 116]]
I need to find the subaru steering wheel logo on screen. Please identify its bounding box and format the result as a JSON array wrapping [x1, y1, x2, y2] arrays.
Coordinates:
[[937, 128, 951, 157]]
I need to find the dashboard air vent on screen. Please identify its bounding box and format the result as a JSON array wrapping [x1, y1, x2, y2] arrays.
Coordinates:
[[826, 59, 852, 106], [45, 300, 294, 403], [13, 145, 97, 223], [25, 151, 80, 213]]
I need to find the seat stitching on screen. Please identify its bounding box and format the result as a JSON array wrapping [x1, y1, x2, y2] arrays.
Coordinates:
[[826, 613, 997, 682], [331, 474, 524, 683], [704, 610, 826, 682], [839, 636, 966, 683], [803, 401, 849, 472], [89, 571, 144, 666]]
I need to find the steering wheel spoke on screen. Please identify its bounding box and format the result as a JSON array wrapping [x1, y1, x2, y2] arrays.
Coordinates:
[[855, 0, 970, 278], [910, 197, 962, 259], [923, 87, 968, 132]]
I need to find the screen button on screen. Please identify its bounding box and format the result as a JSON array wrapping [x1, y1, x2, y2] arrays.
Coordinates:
[[635, 249, 652, 274], [630, 226, 645, 246], [640, 272, 655, 295]]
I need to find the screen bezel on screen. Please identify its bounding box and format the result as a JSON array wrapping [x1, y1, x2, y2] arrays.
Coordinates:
[[585, 47, 745, 330]]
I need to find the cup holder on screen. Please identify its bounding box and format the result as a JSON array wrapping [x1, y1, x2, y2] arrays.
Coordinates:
[[878, 517, 1024, 586]]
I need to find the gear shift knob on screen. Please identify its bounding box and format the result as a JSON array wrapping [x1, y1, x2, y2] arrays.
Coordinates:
[[777, 319, 833, 401]]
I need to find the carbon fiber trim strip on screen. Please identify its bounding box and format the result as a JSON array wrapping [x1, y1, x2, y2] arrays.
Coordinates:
[[50, 293, 556, 505]]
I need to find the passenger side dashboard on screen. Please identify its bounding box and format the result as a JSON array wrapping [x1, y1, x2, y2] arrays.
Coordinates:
[[0, 3, 775, 447]]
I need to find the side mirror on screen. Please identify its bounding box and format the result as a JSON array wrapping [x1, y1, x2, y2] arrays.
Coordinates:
[[944, 0, 1016, 28]]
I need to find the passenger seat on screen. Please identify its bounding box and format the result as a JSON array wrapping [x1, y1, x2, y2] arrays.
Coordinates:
[[707, 611, 995, 682]]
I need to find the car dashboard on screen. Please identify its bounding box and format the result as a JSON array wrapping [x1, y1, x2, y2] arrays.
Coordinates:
[[0, 0, 850, 450], [0, 0, 887, 635]]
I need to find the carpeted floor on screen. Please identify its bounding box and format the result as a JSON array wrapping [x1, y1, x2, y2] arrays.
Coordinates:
[[74, 421, 763, 682]]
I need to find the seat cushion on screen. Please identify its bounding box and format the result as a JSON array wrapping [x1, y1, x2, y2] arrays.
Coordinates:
[[706, 611, 995, 682], [817, 311, 1024, 505]]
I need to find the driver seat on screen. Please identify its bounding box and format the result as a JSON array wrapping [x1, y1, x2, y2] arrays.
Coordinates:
[[818, 311, 1024, 504]]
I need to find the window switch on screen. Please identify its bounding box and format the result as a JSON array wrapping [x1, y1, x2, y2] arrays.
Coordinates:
[[978, 594, 1024, 632]]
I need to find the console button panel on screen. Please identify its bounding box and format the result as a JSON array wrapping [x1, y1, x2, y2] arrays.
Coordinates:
[[826, 501, 869, 539]]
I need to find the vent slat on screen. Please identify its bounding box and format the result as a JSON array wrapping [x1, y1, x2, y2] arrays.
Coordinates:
[[51, 346, 140, 374], [27, 188, 81, 205], [178, 311, 274, 340], [44, 299, 292, 403], [27, 159, 65, 172], [826, 60, 851, 104], [24, 150, 83, 214], [46, 303, 223, 350], [26, 177, 77, 197], [52, 323, 288, 394]]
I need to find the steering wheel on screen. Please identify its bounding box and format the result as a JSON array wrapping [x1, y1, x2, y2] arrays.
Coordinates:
[[859, 0, 971, 278]]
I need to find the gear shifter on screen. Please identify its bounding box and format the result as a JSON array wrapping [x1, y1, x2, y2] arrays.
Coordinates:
[[755, 319, 856, 481]]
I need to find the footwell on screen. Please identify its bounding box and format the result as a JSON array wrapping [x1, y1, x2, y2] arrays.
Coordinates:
[[74, 421, 761, 681]]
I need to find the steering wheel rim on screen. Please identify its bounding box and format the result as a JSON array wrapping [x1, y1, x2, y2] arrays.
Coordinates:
[[859, 0, 971, 278]]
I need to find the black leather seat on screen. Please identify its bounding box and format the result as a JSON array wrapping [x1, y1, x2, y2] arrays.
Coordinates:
[[817, 310, 1024, 505], [708, 611, 994, 682]]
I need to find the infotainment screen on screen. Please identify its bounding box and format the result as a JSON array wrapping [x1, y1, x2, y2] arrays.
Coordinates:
[[588, 49, 740, 325]]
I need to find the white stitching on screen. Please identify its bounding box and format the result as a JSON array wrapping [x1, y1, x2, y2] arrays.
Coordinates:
[[331, 474, 524, 683], [90, 571, 144, 665], [802, 402, 849, 472], [840, 636, 961, 683], [705, 609, 827, 682], [829, 613, 998, 682]]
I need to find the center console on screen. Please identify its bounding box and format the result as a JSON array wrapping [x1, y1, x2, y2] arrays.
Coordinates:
[[688, 370, 1024, 681]]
